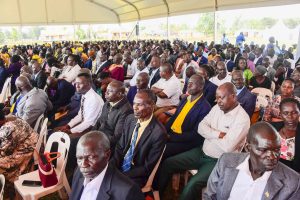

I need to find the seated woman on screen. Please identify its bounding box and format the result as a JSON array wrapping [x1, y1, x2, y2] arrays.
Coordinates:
[[249, 65, 271, 90], [235, 57, 253, 86], [271, 98, 300, 172], [263, 79, 300, 122], [103, 53, 124, 82], [0, 103, 38, 198]]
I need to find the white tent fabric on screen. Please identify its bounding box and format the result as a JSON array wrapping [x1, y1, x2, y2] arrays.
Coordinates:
[[0, 0, 299, 25]]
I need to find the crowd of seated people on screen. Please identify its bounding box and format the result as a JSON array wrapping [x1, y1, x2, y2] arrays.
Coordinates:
[[0, 38, 299, 199]]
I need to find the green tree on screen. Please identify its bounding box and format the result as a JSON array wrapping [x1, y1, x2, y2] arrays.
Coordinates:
[[75, 26, 86, 40], [283, 18, 300, 29], [30, 26, 45, 40], [0, 30, 5, 44], [196, 12, 215, 36], [11, 28, 21, 41]]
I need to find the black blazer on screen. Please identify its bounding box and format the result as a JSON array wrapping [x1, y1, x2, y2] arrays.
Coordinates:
[[32, 70, 47, 89], [70, 164, 144, 200], [271, 122, 300, 173], [93, 97, 133, 151], [237, 87, 257, 117], [149, 69, 161, 88], [112, 114, 167, 186]]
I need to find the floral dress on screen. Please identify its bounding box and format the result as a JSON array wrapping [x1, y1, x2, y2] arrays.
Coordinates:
[[0, 118, 38, 197], [280, 136, 295, 161]]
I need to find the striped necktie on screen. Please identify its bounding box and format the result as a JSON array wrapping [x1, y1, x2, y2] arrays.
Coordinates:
[[80, 96, 86, 121], [122, 123, 141, 172]]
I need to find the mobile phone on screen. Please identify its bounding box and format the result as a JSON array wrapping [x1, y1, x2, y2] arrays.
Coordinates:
[[22, 180, 42, 187]]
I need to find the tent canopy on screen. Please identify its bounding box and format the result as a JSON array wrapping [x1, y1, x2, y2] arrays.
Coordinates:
[[1, 0, 299, 26]]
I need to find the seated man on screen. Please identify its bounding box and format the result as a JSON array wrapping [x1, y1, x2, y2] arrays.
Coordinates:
[[93, 81, 133, 151], [209, 61, 232, 86], [129, 58, 149, 87], [13, 76, 52, 127], [55, 72, 104, 135], [231, 70, 257, 117], [164, 74, 211, 159], [71, 131, 144, 200], [112, 90, 167, 187], [127, 72, 149, 106], [198, 65, 218, 106], [159, 82, 250, 200], [31, 60, 47, 89], [151, 63, 182, 119], [205, 122, 300, 200], [46, 76, 75, 115]]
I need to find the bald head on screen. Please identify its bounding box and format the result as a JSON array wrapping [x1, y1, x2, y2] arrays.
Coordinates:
[[15, 75, 32, 92], [218, 82, 237, 96], [109, 80, 125, 94], [247, 122, 280, 145], [136, 72, 149, 89]]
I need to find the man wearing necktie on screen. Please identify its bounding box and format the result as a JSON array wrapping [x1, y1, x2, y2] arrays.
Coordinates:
[[112, 89, 167, 187], [70, 131, 144, 200]]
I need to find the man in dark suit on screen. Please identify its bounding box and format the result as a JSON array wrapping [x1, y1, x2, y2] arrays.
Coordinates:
[[205, 122, 300, 200], [164, 74, 211, 159], [31, 61, 47, 89], [149, 55, 161, 87], [198, 65, 218, 107], [93, 80, 133, 151], [112, 89, 167, 187], [46, 76, 76, 114], [71, 131, 144, 200], [95, 53, 112, 76], [231, 70, 257, 117], [127, 72, 149, 106]]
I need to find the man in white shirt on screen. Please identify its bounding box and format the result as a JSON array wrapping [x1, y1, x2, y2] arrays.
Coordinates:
[[59, 54, 81, 83], [159, 82, 250, 200], [151, 63, 182, 119], [205, 122, 300, 200], [209, 61, 232, 86], [70, 131, 144, 200], [129, 58, 149, 87], [55, 72, 104, 135]]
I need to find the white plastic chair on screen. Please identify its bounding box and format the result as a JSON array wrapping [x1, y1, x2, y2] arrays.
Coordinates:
[[33, 114, 44, 133], [142, 146, 166, 200], [0, 174, 5, 200], [34, 118, 48, 165], [14, 132, 71, 200], [0, 77, 11, 103]]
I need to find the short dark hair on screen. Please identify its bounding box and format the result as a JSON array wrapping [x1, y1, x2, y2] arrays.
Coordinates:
[[78, 72, 92, 83], [279, 97, 300, 110], [137, 89, 157, 104]]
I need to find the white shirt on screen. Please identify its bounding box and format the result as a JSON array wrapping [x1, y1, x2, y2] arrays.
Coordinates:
[[198, 104, 250, 158], [68, 88, 104, 133], [152, 74, 182, 107], [254, 55, 262, 65], [229, 156, 272, 200], [129, 67, 149, 86], [59, 64, 81, 83], [266, 55, 277, 67], [128, 58, 138, 76], [209, 73, 232, 86], [80, 164, 108, 200]]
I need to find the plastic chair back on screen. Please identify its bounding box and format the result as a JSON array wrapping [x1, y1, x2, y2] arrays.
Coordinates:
[[34, 114, 44, 133], [0, 77, 11, 103], [142, 145, 166, 193], [44, 132, 70, 181], [0, 174, 5, 200], [34, 118, 49, 165]]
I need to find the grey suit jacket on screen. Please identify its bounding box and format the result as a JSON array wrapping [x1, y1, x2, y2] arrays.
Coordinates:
[[16, 88, 52, 127], [204, 153, 300, 200]]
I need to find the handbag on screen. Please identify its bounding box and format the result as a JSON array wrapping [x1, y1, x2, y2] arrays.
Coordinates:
[[36, 150, 61, 188]]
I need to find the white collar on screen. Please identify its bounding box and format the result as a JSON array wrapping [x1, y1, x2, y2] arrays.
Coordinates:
[[236, 156, 272, 181], [83, 164, 108, 190]]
